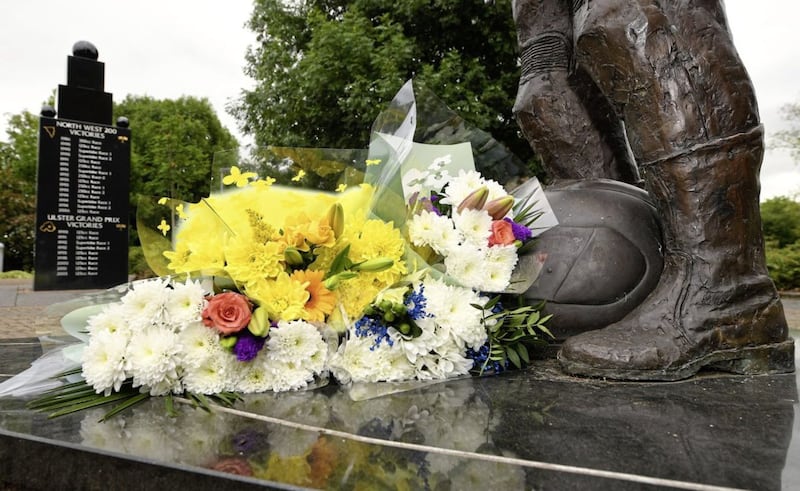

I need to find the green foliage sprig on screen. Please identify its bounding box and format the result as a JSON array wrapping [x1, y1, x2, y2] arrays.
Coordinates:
[[472, 296, 552, 374], [28, 369, 242, 421]]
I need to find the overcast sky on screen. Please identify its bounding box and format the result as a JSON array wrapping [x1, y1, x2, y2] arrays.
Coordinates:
[[0, 1, 798, 199]]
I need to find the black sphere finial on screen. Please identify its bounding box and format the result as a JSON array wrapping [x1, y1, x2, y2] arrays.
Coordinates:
[[116, 116, 130, 128], [40, 105, 56, 118], [72, 40, 98, 60]]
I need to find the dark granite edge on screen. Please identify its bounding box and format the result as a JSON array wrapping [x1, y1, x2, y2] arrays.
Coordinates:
[[0, 428, 305, 491]]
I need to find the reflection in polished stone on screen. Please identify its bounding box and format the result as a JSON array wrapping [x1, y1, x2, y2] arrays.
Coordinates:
[[1, 337, 798, 489]]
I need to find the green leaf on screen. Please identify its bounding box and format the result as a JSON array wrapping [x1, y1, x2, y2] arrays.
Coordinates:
[[506, 345, 521, 369], [327, 244, 352, 278], [517, 343, 530, 365], [45, 392, 142, 418], [483, 295, 501, 311], [99, 393, 151, 422]]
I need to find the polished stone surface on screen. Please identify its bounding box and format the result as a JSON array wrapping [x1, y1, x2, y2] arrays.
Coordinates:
[[1, 334, 798, 490]]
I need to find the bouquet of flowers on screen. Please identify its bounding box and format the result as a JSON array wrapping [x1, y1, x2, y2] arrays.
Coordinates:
[[10, 80, 556, 420]]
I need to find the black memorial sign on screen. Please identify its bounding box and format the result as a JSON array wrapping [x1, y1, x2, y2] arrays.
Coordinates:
[[34, 116, 130, 290]]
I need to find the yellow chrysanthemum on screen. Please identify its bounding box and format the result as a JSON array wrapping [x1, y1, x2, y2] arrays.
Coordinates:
[[348, 219, 407, 282], [247, 273, 309, 321], [224, 239, 286, 287], [334, 275, 386, 321]]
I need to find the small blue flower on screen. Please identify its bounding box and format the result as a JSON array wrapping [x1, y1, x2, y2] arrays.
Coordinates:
[[466, 344, 508, 373], [354, 315, 394, 350], [405, 286, 430, 321]]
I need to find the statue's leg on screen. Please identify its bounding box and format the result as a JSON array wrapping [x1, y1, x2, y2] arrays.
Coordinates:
[[558, 0, 793, 380], [512, 0, 639, 184]]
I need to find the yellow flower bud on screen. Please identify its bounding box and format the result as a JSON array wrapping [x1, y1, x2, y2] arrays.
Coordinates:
[[323, 271, 358, 290], [456, 186, 489, 214], [219, 336, 237, 350], [352, 257, 394, 273], [247, 307, 271, 337], [484, 196, 515, 220], [326, 203, 345, 239]]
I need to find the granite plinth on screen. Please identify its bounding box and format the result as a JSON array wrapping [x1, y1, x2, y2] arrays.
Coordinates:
[[1, 336, 798, 490]]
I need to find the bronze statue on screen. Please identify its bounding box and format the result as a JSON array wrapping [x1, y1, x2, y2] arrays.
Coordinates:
[[513, 0, 795, 380]]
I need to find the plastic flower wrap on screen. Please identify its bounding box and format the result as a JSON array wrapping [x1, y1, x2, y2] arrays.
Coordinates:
[[5, 79, 557, 420]]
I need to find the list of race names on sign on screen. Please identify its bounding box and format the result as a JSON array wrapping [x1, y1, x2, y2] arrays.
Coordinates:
[[35, 117, 130, 289]]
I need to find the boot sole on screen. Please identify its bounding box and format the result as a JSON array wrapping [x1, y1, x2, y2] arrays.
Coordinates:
[[558, 339, 796, 381]]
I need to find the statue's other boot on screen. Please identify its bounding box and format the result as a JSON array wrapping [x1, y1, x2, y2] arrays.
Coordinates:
[[558, 125, 795, 380]]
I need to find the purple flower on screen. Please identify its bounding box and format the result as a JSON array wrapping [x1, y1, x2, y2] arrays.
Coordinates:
[[233, 331, 266, 362], [505, 217, 532, 242]]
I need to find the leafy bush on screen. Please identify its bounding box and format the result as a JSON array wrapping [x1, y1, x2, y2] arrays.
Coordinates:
[[765, 240, 800, 291]]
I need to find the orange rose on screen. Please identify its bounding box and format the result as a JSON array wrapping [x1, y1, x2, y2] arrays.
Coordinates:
[[202, 292, 253, 335], [488, 219, 515, 246]]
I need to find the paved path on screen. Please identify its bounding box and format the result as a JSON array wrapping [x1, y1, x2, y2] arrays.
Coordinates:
[[0, 279, 799, 339], [0, 279, 103, 339]]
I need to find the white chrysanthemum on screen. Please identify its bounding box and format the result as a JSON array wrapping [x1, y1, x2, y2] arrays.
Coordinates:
[[85, 304, 131, 337], [440, 170, 486, 206], [165, 279, 206, 329], [262, 359, 316, 391], [81, 329, 129, 395], [125, 327, 183, 395], [479, 245, 519, 292], [119, 278, 170, 328], [329, 335, 414, 383], [426, 283, 486, 349], [182, 352, 231, 394], [432, 221, 463, 256], [444, 245, 486, 289], [391, 317, 447, 364], [422, 342, 473, 379], [408, 210, 458, 254], [452, 208, 492, 247], [235, 355, 272, 393], [267, 320, 327, 364], [178, 323, 221, 369]]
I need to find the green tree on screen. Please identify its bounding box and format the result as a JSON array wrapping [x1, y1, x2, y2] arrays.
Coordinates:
[[761, 196, 800, 290], [231, 0, 534, 179], [115, 96, 239, 205], [0, 110, 39, 271], [761, 196, 800, 248]]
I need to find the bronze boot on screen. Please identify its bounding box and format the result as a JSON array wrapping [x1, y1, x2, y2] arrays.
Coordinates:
[[558, 126, 795, 380]]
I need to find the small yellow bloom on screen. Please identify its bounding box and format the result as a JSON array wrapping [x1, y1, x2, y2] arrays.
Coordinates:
[[335, 183, 347, 193], [158, 197, 169, 205], [365, 159, 381, 166], [251, 176, 276, 188], [175, 203, 187, 219], [157, 219, 171, 236], [223, 166, 257, 188], [291, 169, 306, 182]]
